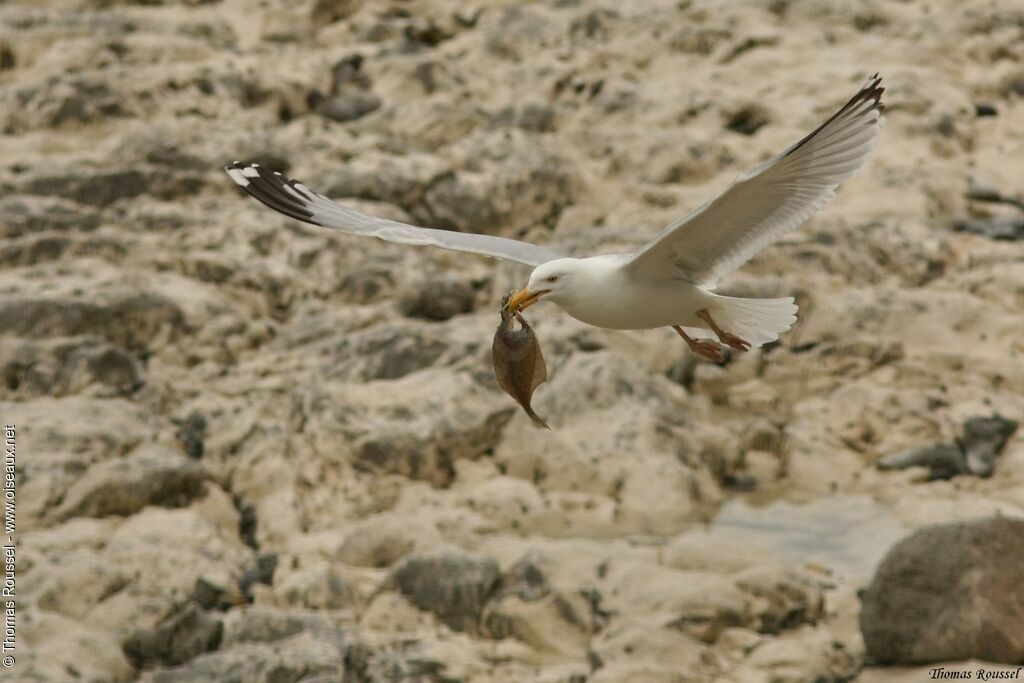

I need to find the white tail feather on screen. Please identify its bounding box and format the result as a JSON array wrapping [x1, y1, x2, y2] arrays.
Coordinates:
[[709, 296, 798, 347]]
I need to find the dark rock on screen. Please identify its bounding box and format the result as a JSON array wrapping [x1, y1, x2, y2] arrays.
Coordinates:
[[398, 274, 476, 321], [405, 18, 454, 47], [53, 448, 207, 521], [0, 196, 102, 238], [238, 553, 278, 594], [0, 232, 127, 268], [319, 92, 381, 122], [330, 54, 371, 93], [953, 216, 1024, 241], [338, 266, 396, 304], [965, 183, 1024, 211], [391, 551, 501, 633], [123, 604, 223, 669], [175, 411, 208, 459], [962, 416, 1018, 477], [311, 0, 362, 26], [422, 149, 577, 234], [26, 169, 147, 206], [517, 103, 556, 132], [877, 443, 967, 479], [191, 577, 237, 611], [860, 516, 1024, 664], [0, 337, 144, 397], [497, 552, 551, 601], [327, 321, 472, 382], [975, 103, 998, 117], [24, 167, 205, 207], [0, 41, 14, 70], [223, 606, 336, 645], [877, 415, 1017, 479], [34, 78, 133, 128], [0, 291, 186, 351], [725, 104, 771, 136], [350, 398, 513, 486], [735, 567, 825, 635]]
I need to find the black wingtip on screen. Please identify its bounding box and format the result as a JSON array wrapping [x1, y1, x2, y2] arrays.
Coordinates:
[[225, 161, 319, 225], [784, 73, 885, 158]]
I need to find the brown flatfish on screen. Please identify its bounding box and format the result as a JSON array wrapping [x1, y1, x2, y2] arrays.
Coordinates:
[[492, 295, 549, 429]]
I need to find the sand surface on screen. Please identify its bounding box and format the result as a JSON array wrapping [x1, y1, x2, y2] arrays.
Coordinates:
[[2, 0, 1023, 680]]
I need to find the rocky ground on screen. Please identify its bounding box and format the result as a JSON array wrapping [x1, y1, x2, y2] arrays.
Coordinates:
[[3, 0, 1024, 681]]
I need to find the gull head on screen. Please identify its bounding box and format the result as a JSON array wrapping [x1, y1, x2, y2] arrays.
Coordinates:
[[506, 258, 585, 312]]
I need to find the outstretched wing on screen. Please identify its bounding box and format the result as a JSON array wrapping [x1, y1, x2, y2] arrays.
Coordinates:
[[226, 162, 564, 267], [622, 74, 885, 285]]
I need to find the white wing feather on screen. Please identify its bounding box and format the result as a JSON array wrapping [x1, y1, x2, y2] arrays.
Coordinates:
[[622, 74, 886, 286], [226, 162, 563, 268]]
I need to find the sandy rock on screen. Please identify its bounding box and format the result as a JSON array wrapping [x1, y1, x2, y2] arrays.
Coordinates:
[[343, 634, 485, 682], [31, 551, 131, 621], [20, 609, 134, 682], [6, 0, 1024, 681], [270, 560, 365, 611], [860, 516, 1024, 664], [336, 514, 442, 568], [739, 625, 860, 683], [5, 396, 153, 459], [590, 617, 709, 683], [52, 446, 206, 521], [390, 550, 501, 634], [494, 350, 722, 534], [733, 566, 824, 635], [660, 533, 777, 574], [319, 90, 381, 122], [360, 591, 440, 634], [481, 552, 594, 657], [97, 497, 251, 634], [303, 369, 513, 487], [318, 151, 450, 215]]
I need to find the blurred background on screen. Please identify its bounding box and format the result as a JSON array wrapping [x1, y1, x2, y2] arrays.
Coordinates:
[[2, 0, 1023, 681]]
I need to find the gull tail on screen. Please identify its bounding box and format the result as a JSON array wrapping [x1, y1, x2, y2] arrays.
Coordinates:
[[709, 295, 799, 348]]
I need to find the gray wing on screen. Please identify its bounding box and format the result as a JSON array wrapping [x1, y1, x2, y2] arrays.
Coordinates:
[[226, 162, 563, 267], [621, 74, 885, 286]]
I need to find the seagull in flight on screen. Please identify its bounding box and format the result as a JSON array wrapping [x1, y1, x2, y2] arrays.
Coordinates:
[[227, 74, 884, 362]]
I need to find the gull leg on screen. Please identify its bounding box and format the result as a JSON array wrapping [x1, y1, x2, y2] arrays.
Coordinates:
[[696, 309, 751, 352], [672, 325, 726, 363]]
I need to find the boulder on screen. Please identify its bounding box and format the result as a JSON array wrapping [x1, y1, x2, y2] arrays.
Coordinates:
[[860, 516, 1024, 664]]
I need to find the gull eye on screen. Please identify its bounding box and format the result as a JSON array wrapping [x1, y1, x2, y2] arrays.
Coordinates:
[[546, 275, 558, 283]]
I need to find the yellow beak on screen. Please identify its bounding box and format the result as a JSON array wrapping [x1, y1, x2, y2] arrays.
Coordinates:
[[506, 287, 550, 312]]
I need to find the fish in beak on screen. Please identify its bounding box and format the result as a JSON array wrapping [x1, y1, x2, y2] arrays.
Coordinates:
[[506, 287, 550, 312]]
